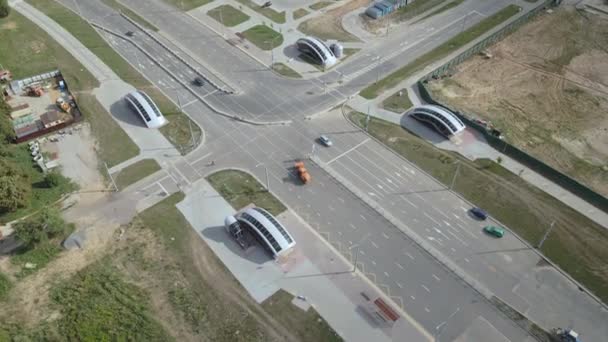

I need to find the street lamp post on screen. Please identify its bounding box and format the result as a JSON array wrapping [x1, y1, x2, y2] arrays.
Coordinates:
[[450, 161, 461, 190], [537, 221, 556, 249], [435, 307, 460, 341], [349, 232, 371, 272]]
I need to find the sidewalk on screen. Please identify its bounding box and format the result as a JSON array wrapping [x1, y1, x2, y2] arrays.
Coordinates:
[[177, 178, 432, 342]]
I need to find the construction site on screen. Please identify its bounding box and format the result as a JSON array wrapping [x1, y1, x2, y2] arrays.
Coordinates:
[[1, 69, 82, 143], [427, 6, 608, 197]]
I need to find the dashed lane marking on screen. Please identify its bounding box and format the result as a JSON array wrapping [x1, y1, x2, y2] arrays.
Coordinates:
[[432, 274, 440, 282], [421, 284, 431, 293]]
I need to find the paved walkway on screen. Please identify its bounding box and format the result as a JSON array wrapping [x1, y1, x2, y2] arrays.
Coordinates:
[[176, 177, 431, 342]]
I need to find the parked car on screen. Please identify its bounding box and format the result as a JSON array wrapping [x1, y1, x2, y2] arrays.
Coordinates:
[[483, 225, 505, 238], [319, 135, 333, 147], [470, 207, 488, 220], [193, 77, 205, 86]]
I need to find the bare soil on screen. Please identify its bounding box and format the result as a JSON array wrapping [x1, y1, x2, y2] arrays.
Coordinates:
[[428, 7, 608, 196], [298, 0, 369, 42]]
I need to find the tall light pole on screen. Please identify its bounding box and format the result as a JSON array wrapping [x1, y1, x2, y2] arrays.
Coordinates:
[[349, 232, 371, 272], [435, 307, 460, 341], [255, 163, 270, 191], [537, 221, 556, 249], [450, 161, 461, 190]]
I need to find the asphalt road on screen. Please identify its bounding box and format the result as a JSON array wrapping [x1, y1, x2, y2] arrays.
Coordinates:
[[48, 0, 602, 340]]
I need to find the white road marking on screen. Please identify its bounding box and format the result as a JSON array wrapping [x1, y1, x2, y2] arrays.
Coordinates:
[[371, 260, 377, 266], [464, 258, 470, 263], [432, 274, 440, 282], [421, 285, 431, 293], [338, 231, 343, 236], [371, 241, 379, 248], [326, 138, 370, 164], [450, 247, 456, 252], [402, 196, 418, 209], [384, 272, 390, 278], [396, 282, 403, 289], [423, 212, 441, 226], [360, 214, 367, 221], [386, 178, 393, 183], [360, 250, 366, 255], [382, 233, 390, 239], [328, 205, 335, 211], [425, 307, 430, 313], [349, 223, 357, 230], [395, 262, 404, 270], [338, 197, 345, 203], [410, 296, 416, 301], [406, 252, 415, 260]]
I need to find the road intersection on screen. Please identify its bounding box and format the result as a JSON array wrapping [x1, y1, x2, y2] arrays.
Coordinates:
[[22, 0, 608, 340]]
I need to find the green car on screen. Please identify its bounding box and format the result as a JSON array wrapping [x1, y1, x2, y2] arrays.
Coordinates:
[[483, 225, 505, 238]]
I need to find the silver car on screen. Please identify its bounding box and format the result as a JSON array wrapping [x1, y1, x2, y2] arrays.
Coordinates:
[[319, 135, 333, 147]]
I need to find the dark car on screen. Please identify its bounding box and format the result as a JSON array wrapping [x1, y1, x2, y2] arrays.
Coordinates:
[[470, 207, 488, 220], [125, 31, 135, 37], [193, 77, 205, 86]]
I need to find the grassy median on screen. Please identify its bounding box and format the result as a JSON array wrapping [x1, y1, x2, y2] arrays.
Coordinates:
[[101, 0, 159, 31], [348, 111, 608, 303], [162, 0, 214, 10], [382, 89, 413, 113], [112, 159, 161, 190], [361, 4, 520, 99], [241, 25, 283, 50], [272, 63, 302, 78], [207, 169, 286, 216], [207, 4, 250, 27], [235, 0, 286, 24]]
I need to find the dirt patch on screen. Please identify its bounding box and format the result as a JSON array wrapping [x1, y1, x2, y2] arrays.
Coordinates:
[[0, 21, 17, 30], [298, 0, 368, 41], [428, 7, 608, 196]]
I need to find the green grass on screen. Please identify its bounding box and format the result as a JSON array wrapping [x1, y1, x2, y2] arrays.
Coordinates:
[[0, 272, 12, 300], [0, 9, 99, 91], [382, 88, 413, 112], [26, 0, 202, 154], [50, 261, 173, 341], [10, 242, 62, 278], [293, 8, 309, 20], [272, 63, 302, 78], [112, 159, 161, 190], [235, 0, 286, 24], [159, 112, 203, 155], [348, 111, 608, 303], [262, 290, 342, 342], [207, 4, 250, 27], [101, 0, 159, 31], [0, 145, 77, 224], [77, 94, 140, 168], [309, 1, 332, 10], [162, 0, 214, 10], [360, 4, 520, 99], [394, 0, 448, 22], [207, 169, 286, 216], [415, 0, 466, 22], [241, 25, 283, 50]]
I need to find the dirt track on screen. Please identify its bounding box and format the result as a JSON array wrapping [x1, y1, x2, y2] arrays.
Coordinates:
[[428, 7, 608, 196]]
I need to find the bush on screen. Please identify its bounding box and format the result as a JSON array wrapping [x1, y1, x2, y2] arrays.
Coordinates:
[[0, 272, 11, 299], [0, 0, 9, 19], [12, 207, 69, 247], [44, 172, 64, 188]]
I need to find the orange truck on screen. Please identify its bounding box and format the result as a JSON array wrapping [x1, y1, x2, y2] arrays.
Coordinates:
[[294, 161, 311, 184]]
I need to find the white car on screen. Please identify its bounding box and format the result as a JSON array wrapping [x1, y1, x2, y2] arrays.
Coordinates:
[[319, 135, 333, 147]]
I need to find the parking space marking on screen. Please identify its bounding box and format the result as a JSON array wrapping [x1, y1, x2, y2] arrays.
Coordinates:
[[349, 223, 357, 230], [421, 285, 431, 293], [395, 262, 404, 270], [371, 241, 379, 248], [432, 274, 440, 282]]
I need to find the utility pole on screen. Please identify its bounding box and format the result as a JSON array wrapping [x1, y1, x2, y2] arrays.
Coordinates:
[[349, 233, 371, 272], [365, 105, 371, 131], [435, 307, 460, 341], [537, 221, 556, 249], [450, 161, 460, 190]]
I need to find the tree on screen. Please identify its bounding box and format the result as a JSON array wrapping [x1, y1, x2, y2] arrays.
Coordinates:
[[0, 175, 29, 212], [0, 96, 15, 143], [0, 0, 8, 19], [12, 207, 68, 246], [44, 172, 63, 188]]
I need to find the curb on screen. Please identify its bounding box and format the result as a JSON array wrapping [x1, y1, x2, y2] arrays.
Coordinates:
[[90, 22, 292, 127]]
